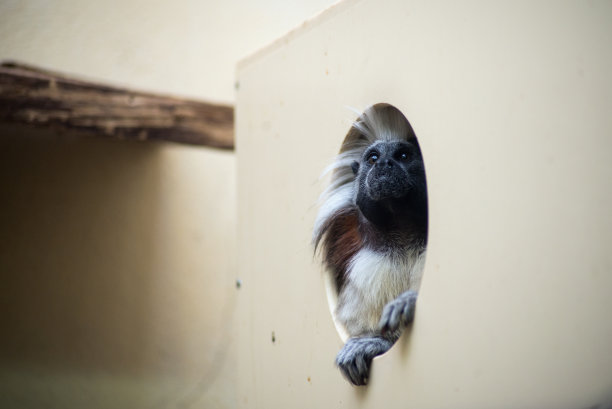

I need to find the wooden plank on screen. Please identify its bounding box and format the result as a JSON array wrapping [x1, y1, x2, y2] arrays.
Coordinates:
[[0, 61, 234, 149]]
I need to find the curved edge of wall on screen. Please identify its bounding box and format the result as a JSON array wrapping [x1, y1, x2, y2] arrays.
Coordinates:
[[234, 1, 612, 408]]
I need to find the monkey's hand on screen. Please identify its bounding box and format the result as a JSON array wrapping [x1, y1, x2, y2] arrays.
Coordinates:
[[378, 290, 418, 335], [335, 336, 393, 386]]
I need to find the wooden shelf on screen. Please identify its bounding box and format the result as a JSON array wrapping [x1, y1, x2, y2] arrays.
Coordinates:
[[0, 61, 234, 149]]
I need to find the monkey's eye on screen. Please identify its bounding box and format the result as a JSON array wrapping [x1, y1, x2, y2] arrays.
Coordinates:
[[367, 153, 379, 164], [396, 151, 409, 161]]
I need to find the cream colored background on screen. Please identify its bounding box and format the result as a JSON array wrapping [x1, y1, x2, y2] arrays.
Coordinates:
[[0, 0, 336, 103], [0, 1, 335, 408], [235, 1, 612, 408], [0, 127, 238, 408]]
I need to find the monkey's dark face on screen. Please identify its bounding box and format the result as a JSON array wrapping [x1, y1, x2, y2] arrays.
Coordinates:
[[351, 140, 427, 229], [353, 141, 424, 200]]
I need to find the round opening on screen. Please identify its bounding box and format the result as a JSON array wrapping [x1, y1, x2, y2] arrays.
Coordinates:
[[315, 103, 428, 342]]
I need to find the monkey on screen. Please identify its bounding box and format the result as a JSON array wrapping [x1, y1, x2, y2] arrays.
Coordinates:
[[313, 103, 427, 386]]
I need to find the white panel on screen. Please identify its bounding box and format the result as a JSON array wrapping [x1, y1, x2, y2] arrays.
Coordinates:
[[235, 1, 612, 408]]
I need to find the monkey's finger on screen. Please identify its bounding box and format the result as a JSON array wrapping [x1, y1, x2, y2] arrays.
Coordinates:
[[401, 300, 415, 324], [378, 302, 401, 333], [354, 356, 368, 385], [341, 363, 357, 385], [378, 304, 394, 332], [337, 353, 364, 386], [345, 360, 365, 386], [402, 292, 417, 325], [355, 354, 369, 376], [344, 354, 368, 386], [340, 365, 355, 385], [388, 302, 403, 330]]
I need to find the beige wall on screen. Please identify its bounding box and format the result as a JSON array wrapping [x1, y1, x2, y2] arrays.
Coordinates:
[[235, 1, 612, 408], [0, 126, 237, 408], [0, 0, 337, 103], [0, 1, 336, 408]]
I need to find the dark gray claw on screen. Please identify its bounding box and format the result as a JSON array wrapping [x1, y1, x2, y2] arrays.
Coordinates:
[[378, 290, 418, 335]]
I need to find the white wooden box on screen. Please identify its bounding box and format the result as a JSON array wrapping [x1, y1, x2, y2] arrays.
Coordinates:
[[235, 1, 612, 407]]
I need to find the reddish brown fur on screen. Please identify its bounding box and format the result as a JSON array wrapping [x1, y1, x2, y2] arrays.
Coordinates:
[[323, 209, 362, 291]]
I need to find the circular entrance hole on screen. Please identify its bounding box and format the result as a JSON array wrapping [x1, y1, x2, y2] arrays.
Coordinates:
[[314, 103, 428, 341]]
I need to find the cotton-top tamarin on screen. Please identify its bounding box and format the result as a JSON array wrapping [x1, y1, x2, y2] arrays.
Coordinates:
[[313, 103, 428, 385]]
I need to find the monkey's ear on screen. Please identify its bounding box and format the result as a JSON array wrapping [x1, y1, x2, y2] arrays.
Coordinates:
[[351, 161, 360, 175]]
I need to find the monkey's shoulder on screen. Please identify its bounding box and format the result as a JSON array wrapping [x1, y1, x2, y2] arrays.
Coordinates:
[[320, 208, 362, 290]]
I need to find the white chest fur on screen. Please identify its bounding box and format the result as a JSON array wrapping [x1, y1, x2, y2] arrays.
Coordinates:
[[335, 248, 425, 336]]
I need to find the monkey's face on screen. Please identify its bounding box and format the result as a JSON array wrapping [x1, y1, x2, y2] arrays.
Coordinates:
[[352, 140, 424, 202]]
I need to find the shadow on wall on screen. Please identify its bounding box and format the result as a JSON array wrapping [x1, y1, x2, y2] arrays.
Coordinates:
[[0, 125, 164, 373], [0, 125, 237, 408]]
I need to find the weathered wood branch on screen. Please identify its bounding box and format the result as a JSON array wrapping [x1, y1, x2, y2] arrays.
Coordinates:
[[0, 61, 234, 149]]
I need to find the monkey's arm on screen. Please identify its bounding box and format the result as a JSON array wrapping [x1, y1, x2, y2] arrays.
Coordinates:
[[336, 290, 418, 386], [378, 290, 418, 336], [335, 336, 393, 386]]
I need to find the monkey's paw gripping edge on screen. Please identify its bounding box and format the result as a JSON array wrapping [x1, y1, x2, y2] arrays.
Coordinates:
[[378, 290, 417, 335], [335, 337, 393, 386]]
